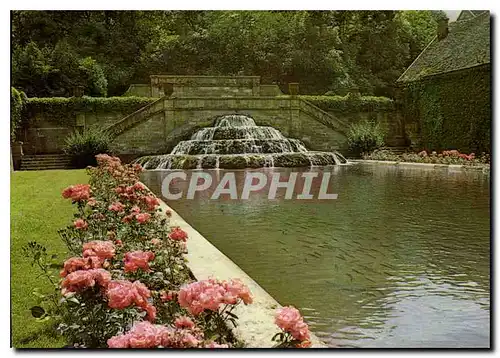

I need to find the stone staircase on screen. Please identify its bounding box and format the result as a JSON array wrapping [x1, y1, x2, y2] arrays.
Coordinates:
[[104, 97, 165, 138], [299, 99, 349, 134], [20, 154, 73, 171]]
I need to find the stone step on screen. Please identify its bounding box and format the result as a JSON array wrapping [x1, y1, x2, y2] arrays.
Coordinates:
[[23, 154, 71, 160], [20, 154, 74, 171], [21, 163, 72, 168], [22, 158, 72, 163], [21, 166, 72, 171]]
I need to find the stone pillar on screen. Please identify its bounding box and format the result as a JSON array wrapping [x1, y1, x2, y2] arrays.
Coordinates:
[[252, 78, 260, 97], [288, 83, 299, 96], [76, 113, 86, 131], [73, 86, 84, 97], [289, 98, 301, 136], [11, 141, 23, 171], [164, 98, 175, 147]]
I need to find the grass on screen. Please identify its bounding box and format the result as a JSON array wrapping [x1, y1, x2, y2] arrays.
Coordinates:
[[11, 169, 88, 348]]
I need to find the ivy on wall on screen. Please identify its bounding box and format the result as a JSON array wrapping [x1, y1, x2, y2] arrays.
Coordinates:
[[403, 64, 490, 153], [25, 96, 157, 126]]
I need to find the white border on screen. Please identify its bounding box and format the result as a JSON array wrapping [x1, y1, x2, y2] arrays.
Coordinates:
[[3, 3, 497, 358]]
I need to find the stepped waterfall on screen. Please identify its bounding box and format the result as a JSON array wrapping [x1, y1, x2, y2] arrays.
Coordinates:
[[134, 114, 348, 169]]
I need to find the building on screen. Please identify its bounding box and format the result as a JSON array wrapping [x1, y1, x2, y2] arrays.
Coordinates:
[[397, 11, 490, 153]]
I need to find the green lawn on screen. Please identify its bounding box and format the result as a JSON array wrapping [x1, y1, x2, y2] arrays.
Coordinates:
[[11, 169, 88, 348]]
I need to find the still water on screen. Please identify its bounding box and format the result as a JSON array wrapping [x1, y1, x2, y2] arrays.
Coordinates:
[[142, 164, 490, 348]]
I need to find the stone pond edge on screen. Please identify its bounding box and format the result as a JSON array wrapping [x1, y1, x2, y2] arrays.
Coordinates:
[[351, 159, 490, 172], [152, 193, 328, 348]]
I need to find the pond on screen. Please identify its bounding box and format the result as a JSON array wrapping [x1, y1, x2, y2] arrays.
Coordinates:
[[142, 163, 490, 348]]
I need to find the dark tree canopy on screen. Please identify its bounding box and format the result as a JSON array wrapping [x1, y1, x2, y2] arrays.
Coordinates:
[[11, 10, 445, 97]]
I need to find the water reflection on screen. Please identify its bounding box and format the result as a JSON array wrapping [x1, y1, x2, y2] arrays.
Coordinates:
[[142, 164, 490, 348]]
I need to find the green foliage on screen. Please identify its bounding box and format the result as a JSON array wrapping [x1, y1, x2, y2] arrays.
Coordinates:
[[403, 65, 490, 153], [11, 87, 27, 141], [63, 128, 111, 168], [25, 96, 156, 125], [12, 10, 442, 97], [12, 39, 109, 97], [300, 94, 394, 113], [347, 120, 385, 155], [78, 57, 108, 97]]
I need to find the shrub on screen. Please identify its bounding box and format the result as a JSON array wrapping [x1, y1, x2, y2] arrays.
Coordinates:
[[64, 128, 111, 168], [78, 57, 108, 97], [11, 87, 27, 141], [347, 120, 385, 156], [23, 155, 314, 349]]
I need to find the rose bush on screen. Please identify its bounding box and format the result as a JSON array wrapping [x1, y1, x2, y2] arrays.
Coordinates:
[[23, 154, 313, 348], [364, 149, 490, 166]]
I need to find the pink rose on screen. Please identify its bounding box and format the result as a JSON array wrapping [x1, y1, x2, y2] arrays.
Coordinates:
[[136, 213, 151, 224], [174, 316, 195, 329], [107, 334, 130, 348], [108, 201, 125, 213], [124, 251, 155, 273], [83, 241, 115, 260], [169, 227, 188, 242], [73, 219, 88, 230]]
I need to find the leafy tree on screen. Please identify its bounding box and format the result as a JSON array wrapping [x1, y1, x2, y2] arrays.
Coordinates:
[[11, 10, 444, 98]]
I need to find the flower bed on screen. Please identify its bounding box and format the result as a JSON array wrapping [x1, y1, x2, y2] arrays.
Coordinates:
[[23, 155, 312, 348], [363, 149, 490, 166]]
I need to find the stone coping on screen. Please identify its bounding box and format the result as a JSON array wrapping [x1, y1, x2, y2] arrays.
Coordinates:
[[155, 198, 328, 348], [352, 159, 490, 172]]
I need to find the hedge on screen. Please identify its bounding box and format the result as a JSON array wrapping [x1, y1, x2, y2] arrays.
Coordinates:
[[298, 94, 394, 113], [25, 96, 157, 125]]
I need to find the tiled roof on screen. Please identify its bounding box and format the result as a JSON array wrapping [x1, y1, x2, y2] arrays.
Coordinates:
[[397, 11, 490, 83]]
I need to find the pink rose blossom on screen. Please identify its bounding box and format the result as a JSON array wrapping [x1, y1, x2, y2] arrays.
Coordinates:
[[107, 334, 130, 348], [175, 316, 195, 329], [60, 256, 102, 277], [82, 241, 115, 260], [61, 269, 111, 294], [73, 219, 88, 230], [62, 184, 91, 202], [143, 195, 160, 211], [136, 213, 151, 224], [106, 280, 153, 317], [87, 197, 97, 206], [204, 341, 230, 348], [275, 306, 311, 342], [108, 201, 125, 213], [178, 278, 252, 316], [169, 227, 188, 242], [124, 251, 155, 273], [160, 290, 176, 302]]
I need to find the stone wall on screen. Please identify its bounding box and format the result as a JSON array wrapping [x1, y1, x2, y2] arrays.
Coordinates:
[[109, 96, 348, 156], [21, 112, 127, 154], [122, 84, 151, 97], [21, 94, 403, 158], [150, 75, 261, 98]]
